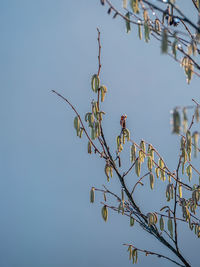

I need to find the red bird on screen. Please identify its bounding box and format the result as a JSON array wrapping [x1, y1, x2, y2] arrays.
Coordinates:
[[120, 114, 127, 129]]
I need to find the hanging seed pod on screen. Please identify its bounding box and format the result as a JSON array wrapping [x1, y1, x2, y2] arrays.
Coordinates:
[[168, 175, 171, 183], [188, 219, 194, 231], [99, 111, 105, 121], [74, 116, 80, 136], [100, 85, 107, 102], [144, 22, 150, 42], [130, 216, 135, 226], [143, 9, 148, 22], [149, 173, 155, 190], [192, 131, 199, 158], [182, 161, 185, 175], [159, 216, 164, 231], [91, 74, 100, 93], [192, 189, 200, 205], [117, 136, 122, 151], [147, 156, 153, 171], [182, 147, 187, 164], [172, 108, 181, 134], [153, 213, 158, 224], [187, 41, 197, 56], [90, 187, 95, 203], [148, 145, 154, 164], [100, 0, 105, 5], [159, 158, 164, 169], [103, 192, 107, 202], [121, 189, 124, 203], [139, 150, 144, 163], [168, 218, 173, 238], [123, 0, 127, 8], [131, 0, 139, 13], [182, 205, 190, 222], [195, 106, 200, 122], [109, 166, 113, 178], [159, 158, 166, 181], [166, 184, 174, 201], [155, 19, 161, 32], [140, 140, 146, 155], [132, 249, 138, 264], [105, 164, 110, 181], [119, 143, 123, 153], [91, 127, 96, 140], [161, 29, 168, 54], [186, 60, 194, 84], [122, 132, 126, 145], [191, 41, 197, 56], [186, 165, 192, 182], [181, 136, 185, 149], [160, 169, 166, 181], [95, 121, 101, 137], [130, 144, 136, 162], [86, 113, 94, 128], [138, 23, 142, 40], [125, 12, 131, 33], [172, 36, 178, 59], [92, 101, 98, 115], [155, 167, 160, 179], [195, 224, 198, 235], [79, 128, 84, 138], [147, 213, 155, 226], [128, 245, 132, 260], [121, 203, 125, 215], [118, 202, 122, 213], [88, 141, 92, 154], [179, 183, 183, 198], [182, 108, 188, 133], [123, 128, 131, 141], [85, 112, 90, 122], [101, 205, 108, 222], [187, 43, 193, 55], [186, 130, 192, 160], [135, 159, 141, 177], [181, 57, 194, 84]]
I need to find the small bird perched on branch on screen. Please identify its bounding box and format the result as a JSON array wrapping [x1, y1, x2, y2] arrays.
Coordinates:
[[120, 114, 127, 129]]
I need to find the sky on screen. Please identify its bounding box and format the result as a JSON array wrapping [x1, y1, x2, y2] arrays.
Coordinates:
[[0, 0, 200, 266]]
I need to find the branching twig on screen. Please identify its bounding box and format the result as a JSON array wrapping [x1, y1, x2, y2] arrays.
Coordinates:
[[123, 243, 185, 267]]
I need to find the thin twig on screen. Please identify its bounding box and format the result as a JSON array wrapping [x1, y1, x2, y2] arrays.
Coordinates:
[[123, 243, 184, 267], [52, 90, 104, 157]]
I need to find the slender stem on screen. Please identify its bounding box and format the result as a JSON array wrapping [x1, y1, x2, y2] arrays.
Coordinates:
[[52, 90, 104, 157], [174, 155, 182, 252], [131, 172, 150, 195], [123, 243, 185, 267]]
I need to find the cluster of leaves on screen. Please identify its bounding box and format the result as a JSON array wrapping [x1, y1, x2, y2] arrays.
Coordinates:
[[99, 0, 200, 83]]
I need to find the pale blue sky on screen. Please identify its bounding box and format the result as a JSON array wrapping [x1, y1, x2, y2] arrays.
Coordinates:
[[0, 0, 199, 266]]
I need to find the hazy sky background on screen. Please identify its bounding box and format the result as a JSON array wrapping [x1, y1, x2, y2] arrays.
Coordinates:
[[0, 0, 200, 266]]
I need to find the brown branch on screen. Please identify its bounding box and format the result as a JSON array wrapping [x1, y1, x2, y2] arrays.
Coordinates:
[[123, 157, 139, 177], [192, 98, 200, 108], [97, 28, 101, 111], [52, 90, 104, 157], [191, 0, 199, 11], [131, 172, 150, 195], [123, 243, 185, 267], [173, 155, 182, 253]]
